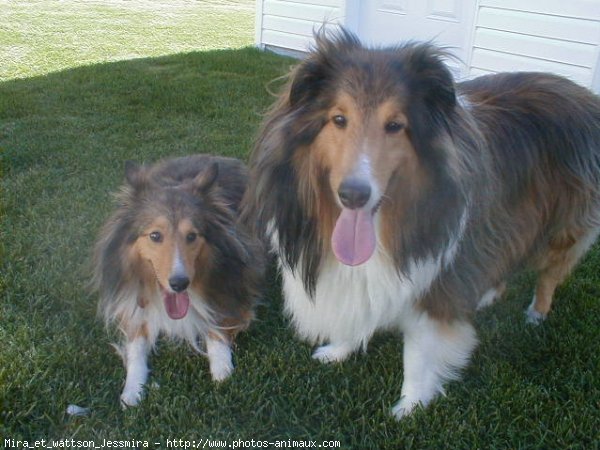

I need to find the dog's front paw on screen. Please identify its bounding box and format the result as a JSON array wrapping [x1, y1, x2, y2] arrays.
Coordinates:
[[525, 301, 547, 325], [207, 338, 234, 382], [391, 397, 423, 420], [120, 388, 143, 408], [210, 357, 234, 382], [312, 343, 353, 363]]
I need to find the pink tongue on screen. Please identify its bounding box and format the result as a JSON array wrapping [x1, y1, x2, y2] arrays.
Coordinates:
[[163, 291, 190, 320], [331, 208, 376, 266]]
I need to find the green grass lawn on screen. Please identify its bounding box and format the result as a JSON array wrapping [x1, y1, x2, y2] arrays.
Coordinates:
[[1, 1, 600, 448]]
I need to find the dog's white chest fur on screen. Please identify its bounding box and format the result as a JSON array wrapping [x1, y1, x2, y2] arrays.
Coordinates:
[[280, 244, 445, 350], [111, 289, 215, 349], [274, 209, 466, 350]]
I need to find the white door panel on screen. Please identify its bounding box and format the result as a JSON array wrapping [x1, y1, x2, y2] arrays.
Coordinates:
[[357, 0, 477, 77]]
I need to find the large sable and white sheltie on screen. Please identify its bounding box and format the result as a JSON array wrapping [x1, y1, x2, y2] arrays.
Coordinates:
[[242, 30, 600, 418], [93, 155, 264, 406]]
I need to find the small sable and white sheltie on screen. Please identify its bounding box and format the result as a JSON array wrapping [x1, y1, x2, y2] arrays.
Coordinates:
[[242, 30, 600, 419], [93, 155, 264, 406]]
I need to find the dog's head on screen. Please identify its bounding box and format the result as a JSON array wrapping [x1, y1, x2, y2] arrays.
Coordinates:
[[94, 155, 258, 324], [248, 29, 464, 274], [123, 161, 219, 319]]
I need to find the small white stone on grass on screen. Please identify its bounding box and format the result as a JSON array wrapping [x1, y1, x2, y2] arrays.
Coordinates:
[[66, 404, 91, 417]]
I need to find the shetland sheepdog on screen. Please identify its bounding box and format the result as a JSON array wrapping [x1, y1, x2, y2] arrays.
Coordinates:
[[242, 30, 600, 418], [93, 155, 264, 406]]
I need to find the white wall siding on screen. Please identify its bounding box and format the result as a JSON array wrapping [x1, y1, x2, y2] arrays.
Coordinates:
[[256, 0, 345, 55], [256, 0, 600, 92], [469, 0, 600, 89], [479, 0, 600, 21]]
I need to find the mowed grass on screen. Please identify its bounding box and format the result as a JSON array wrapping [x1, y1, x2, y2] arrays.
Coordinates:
[[1, 1, 600, 447], [0, 0, 255, 81]]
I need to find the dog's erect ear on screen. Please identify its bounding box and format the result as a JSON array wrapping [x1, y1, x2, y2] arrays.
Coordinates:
[[124, 161, 147, 188], [193, 161, 219, 194], [400, 43, 457, 112], [289, 29, 361, 107], [289, 59, 328, 107]]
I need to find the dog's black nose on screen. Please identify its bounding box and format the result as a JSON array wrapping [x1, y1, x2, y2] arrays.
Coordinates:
[[338, 178, 372, 209], [169, 275, 189, 293]]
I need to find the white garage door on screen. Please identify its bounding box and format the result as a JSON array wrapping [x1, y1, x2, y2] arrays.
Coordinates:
[[356, 0, 478, 77]]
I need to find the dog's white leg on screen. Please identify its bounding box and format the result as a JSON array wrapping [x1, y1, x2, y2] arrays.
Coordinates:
[[206, 335, 234, 382], [392, 316, 477, 420], [312, 342, 357, 363], [476, 282, 506, 311], [525, 295, 547, 325], [120, 335, 150, 407]]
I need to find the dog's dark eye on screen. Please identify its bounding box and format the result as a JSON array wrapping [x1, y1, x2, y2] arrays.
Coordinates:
[[149, 231, 163, 243], [332, 115, 347, 129], [186, 232, 198, 243], [385, 121, 405, 134]]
